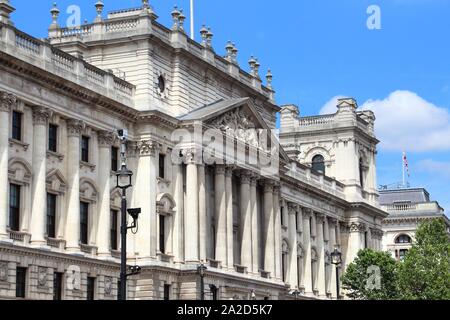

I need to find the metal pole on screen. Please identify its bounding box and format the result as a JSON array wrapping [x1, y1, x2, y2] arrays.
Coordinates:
[[335, 266, 340, 300], [200, 273, 205, 300], [190, 0, 194, 40], [119, 187, 127, 300]]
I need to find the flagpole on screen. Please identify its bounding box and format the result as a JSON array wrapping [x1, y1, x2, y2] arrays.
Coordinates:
[[190, 0, 194, 40], [402, 152, 405, 188]]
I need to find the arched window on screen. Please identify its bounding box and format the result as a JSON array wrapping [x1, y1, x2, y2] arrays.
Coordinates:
[[312, 155, 325, 174], [359, 158, 365, 189], [395, 234, 412, 244]]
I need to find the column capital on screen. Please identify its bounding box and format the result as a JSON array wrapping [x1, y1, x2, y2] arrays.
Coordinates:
[[346, 222, 366, 233], [98, 130, 116, 148], [137, 139, 160, 156], [328, 217, 338, 226], [287, 202, 298, 215], [225, 165, 235, 177], [67, 119, 85, 137], [316, 213, 326, 223], [263, 182, 273, 193], [0, 91, 17, 112], [370, 228, 384, 240], [239, 169, 251, 184], [302, 208, 313, 218], [182, 147, 199, 164], [215, 164, 226, 175], [250, 174, 258, 187], [32, 106, 51, 126]]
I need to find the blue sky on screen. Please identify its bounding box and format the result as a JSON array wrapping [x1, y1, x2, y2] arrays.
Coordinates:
[[9, 0, 450, 212]]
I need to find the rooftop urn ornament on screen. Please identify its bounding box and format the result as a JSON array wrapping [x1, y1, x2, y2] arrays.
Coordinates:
[[225, 41, 234, 60], [200, 25, 208, 46], [231, 43, 238, 64], [248, 56, 257, 76], [206, 27, 214, 48], [50, 2, 60, 27], [171, 6, 180, 31], [266, 69, 273, 89], [254, 58, 261, 78], [179, 9, 186, 32], [142, 0, 149, 9], [95, 1, 104, 22]]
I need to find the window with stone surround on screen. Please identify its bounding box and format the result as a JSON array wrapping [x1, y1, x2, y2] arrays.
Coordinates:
[[12, 111, 22, 141], [80, 201, 89, 245], [46, 193, 57, 238], [110, 209, 119, 251], [53, 272, 63, 300], [312, 155, 325, 174], [87, 277, 96, 300], [48, 124, 58, 152], [9, 183, 21, 231], [81, 135, 90, 163], [111, 146, 119, 172], [15, 267, 27, 298]]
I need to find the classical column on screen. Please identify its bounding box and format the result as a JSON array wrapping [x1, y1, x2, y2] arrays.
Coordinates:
[[214, 165, 227, 265], [173, 163, 184, 263], [239, 170, 252, 270], [96, 131, 115, 257], [0, 92, 15, 238], [198, 164, 207, 262], [263, 182, 275, 276], [329, 218, 338, 298], [65, 119, 84, 252], [287, 203, 298, 287], [345, 222, 365, 265], [250, 176, 259, 273], [273, 185, 282, 280], [302, 208, 313, 294], [225, 166, 234, 268], [316, 214, 326, 297], [30, 107, 50, 246], [185, 148, 199, 263], [134, 140, 158, 259]]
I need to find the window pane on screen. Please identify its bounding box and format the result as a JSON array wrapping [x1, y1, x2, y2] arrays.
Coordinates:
[[159, 215, 165, 254], [9, 184, 20, 231], [81, 136, 89, 162], [312, 155, 325, 174], [111, 147, 119, 172], [87, 277, 96, 300], [12, 111, 22, 141], [47, 193, 57, 238], [48, 124, 58, 152], [110, 210, 118, 250], [80, 202, 89, 244], [164, 284, 170, 300], [53, 272, 63, 300], [159, 154, 165, 179], [16, 267, 26, 298]]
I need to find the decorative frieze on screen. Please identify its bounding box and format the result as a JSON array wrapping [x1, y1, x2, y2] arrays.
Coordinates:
[[0, 91, 17, 112]]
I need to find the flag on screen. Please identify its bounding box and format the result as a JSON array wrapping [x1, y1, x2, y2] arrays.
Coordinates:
[[403, 152, 410, 177]]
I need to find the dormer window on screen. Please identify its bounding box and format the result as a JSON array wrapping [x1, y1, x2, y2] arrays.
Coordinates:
[[312, 155, 325, 174]]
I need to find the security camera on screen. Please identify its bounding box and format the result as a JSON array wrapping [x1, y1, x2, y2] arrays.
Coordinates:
[[118, 129, 129, 140]]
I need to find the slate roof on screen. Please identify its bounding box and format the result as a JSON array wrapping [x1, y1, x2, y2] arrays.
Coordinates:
[[178, 98, 249, 121], [379, 188, 430, 205]]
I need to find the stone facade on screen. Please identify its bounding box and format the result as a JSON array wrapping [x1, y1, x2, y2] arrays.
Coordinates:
[[0, 0, 386, 300]]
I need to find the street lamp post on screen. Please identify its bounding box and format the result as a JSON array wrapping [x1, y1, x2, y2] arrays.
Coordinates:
[[197, 264, 207, 300], [116, 130, 141, 300], [330, 246, 343, 300], [290, 289, 301, 300]]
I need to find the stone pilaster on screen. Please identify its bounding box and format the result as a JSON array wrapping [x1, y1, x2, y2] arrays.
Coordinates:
[[30, 107, 51, 246], [316, 214, 326, 297], [250, 175, 259, 273], [198, 164, 207, 262], [225, 166, 234, 269], [65, 119, 84, 252], [287, 203, 298, 287], [239, 170, 252, 270], [96, 131, 115, 256], [0, 91, 16, 238], [173, 163, 184, 263], [184, 148, 199, 263], [263, 181, 274, 276], [302, 208, 313, 295], [214, 165, 227, 266], [273, 184, 282, 280], [329, 218, 338, 298]]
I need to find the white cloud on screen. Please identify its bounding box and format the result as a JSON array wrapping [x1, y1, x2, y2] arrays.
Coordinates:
[[417, 159, 450, 179], [320, 91, 450, 152]]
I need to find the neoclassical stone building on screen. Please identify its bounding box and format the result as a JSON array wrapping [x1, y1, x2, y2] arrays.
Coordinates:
[[0, 0, 386, 300]]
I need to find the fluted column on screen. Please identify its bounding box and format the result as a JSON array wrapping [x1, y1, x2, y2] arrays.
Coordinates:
[[316, 214, 326, 297], [0, 92, 15, 238], [214, 165, 227, 265], [185, 149, 199, 263], [198, 164, 207, 262], [65, 120, 84, 252], [302, 208, 313, 294], [329, 218, 338, 298], [239, 170, 252, 270], [287, 203, 298, 287], [30, 107, 50, 246], [263, 182, 275, 276], [225, 166, 234, 268], [250, 176, 259, 273], [96, 131, 115, 256], [273, 185, 282, 280]]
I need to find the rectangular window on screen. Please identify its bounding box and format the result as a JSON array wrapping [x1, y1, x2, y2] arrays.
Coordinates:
[[87, 277, 96, 300], [47, 193, 57, 238], [117, 280, 122, 300], [211, 285, 218, 300], [16, 267, 26, 298], [81, 136, 90, 163], [280, 207, 284, 226], [111, 146, 119, 172], [80, 202, 89, 245], [164, 284, 171, 300], [9, 184, 20, 231], [364, 231, 368, 249], [110, 210, 118, 251], [53, 272, 63, 300], [295, 212, 298, 231], [48, 124, 58, 152], [12, 111, 22, 141], [159, 215, 165, 254], [159, 154, 165, 179]]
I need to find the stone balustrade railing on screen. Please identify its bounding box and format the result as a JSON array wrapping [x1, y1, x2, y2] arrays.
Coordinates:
[[298, 114, 335, 127], [382, 201, 443, 213], [0, 23, 135, 107], [47, 9, 273, 101]]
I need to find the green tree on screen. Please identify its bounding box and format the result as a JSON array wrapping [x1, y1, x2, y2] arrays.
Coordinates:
[[397, 218, 450, 300], [341, 249, 400, 300]]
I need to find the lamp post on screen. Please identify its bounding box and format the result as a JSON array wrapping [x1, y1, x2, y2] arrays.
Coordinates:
[[116, 130, 141, 300], [290, 289, 301, 300], [330, 246, 342, 300], [197, 264, 207, 300]]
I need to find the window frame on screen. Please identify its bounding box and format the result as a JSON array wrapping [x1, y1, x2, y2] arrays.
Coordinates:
[[15, 267, 27, 298], [80, 201, 89, 245], [86, 277, 96, 300], [111, 146, 119, 172], [110, 209, 119, 251], [12, 111, 23, 141], [159, 153, 166, 179], [311, 154, 325, 174], [53, 272, 63, 300], [48, 123, 58, 152], [81, 135, 90, 163], [9, 183, 21, 231], [46, 193, 57, 238]]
